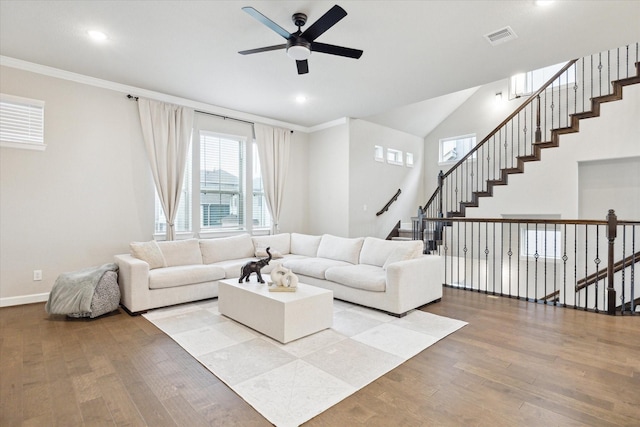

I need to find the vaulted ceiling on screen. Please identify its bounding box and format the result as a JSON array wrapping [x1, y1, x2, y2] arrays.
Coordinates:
[[1, 1, 638, 136]]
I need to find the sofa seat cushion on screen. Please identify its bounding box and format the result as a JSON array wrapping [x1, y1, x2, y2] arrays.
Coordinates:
[[325, 264, 387, 292], [148, 265, 225, 290], [211, 258, 257, 279], [283, 257, 351, 280]]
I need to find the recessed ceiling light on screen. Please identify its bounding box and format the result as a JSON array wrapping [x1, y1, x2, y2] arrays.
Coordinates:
[[295, 95, 307, 104], [87, 30, 108, 41]]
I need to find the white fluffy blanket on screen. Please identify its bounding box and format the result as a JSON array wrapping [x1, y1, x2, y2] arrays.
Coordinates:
[[45, 263, 119, 315]]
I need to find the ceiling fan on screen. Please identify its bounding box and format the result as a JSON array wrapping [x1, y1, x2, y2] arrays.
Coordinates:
[[238, 4, 363, 75]]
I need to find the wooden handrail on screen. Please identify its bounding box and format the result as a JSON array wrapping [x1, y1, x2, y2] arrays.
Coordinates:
[[441, 59, 578, 181], [576, 250, 640, 292], [376, 189, 401, 216]]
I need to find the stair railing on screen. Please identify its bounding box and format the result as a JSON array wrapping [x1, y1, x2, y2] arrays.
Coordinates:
[[429, 209, 638, 315], [422, 43, 639, 219]]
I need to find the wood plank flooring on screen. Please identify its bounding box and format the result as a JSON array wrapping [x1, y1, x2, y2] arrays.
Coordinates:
[[1, 287, 639, 426]]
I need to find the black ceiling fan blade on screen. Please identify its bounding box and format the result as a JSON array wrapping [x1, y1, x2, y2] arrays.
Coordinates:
[[300, 4, 347, 42], [242, 6, 292, 40], [311, 42, 363, 59], [238, 44, 287, 55], [296, 60, 309, 75]]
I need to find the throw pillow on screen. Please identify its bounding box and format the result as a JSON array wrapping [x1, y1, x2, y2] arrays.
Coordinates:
[[255, 248, 283, 259], [130, 240, 166, 269]]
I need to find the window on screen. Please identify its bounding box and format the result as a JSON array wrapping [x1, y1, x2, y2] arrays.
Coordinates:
[[0, 93, 45, 150], [374, 145, 384, 162], [520, 226, 562, 260], [154, 129, 270, 236], [405, 152, 414, 167], [439, 134, 476, 164], [509, 61, 576, 99], [386, 148, 403, 166]]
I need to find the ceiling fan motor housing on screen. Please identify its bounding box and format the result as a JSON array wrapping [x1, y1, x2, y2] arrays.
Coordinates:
[[292, 13, 307, 28]]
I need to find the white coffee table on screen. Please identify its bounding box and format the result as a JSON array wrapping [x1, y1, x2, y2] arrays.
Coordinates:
[[218, 276, 333, 343]]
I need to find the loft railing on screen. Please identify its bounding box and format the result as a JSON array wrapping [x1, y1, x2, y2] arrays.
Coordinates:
[[420, 43, 640, 220], [423, 210, 638, 315]]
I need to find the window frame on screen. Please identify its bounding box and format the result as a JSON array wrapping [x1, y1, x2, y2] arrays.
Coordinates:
[[438, 134, 476, 166], [153, 126, 271, 240]]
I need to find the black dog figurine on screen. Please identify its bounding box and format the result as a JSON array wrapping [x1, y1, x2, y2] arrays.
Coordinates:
[[239, 247, 272, 283]]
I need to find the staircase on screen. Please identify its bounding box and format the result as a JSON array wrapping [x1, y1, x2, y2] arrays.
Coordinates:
[[420, 43, 640, 221], [410, 43, 640, 315]]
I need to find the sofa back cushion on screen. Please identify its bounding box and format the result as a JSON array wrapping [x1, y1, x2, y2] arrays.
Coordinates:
[[200, 234, 255, 264], [317, 234, 364, 265], [130, 240, 166, 269], [157, 239, 202, 267], [290, 233, 322, 257], [359, 237, 423, 267], [252, 233, 291, 255]]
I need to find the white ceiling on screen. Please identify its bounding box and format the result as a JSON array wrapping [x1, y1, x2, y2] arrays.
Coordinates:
[[1, 1, 639, 136]]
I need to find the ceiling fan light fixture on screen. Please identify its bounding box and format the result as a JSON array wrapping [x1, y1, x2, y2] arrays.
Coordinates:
[[287, 44, 311, 61]]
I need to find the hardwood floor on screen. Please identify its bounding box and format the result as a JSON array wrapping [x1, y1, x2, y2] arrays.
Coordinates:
[[1, 287, 638, 426]]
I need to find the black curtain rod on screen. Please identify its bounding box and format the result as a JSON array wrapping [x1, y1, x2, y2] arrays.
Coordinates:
[[126, 94, 293, 133]]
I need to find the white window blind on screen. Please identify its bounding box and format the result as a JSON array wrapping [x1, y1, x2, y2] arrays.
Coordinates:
[[0, 93, 45, 150], [200, 132, 245, 229]]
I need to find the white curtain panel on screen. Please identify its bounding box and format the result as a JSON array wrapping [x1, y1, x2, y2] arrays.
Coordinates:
[[138, 99, 194, 240], [254, 123, 291, 234]]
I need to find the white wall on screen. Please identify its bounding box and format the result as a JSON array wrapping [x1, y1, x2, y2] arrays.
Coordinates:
[[307, 123, 350, 236], [348, 119, 423, 238], [0, 65, 152, 303], [0, 65, 309, 304]]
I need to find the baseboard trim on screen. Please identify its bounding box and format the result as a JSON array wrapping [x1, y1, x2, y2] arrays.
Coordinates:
[[0, 292, 49, 308]]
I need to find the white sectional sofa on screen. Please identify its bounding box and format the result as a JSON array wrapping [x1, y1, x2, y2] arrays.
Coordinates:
[[114, 233, 443, 316]]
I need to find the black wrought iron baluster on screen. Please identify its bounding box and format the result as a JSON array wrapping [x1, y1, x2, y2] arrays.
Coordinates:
[[631, 225, 636, 313], [463, 222, 468, 289], [607, 49, 611, 96], [485, 222, 490, 294], [565, 69, 569, 128], [590, 54, 594, 105], [621, 225, 626, 314], [543, 223, 548, 303], [500, 222, 504, 297], [573, 64, 578, 117], [534, 223, 539, 302], [562, 224, 568, 307], [456, 221, 460, 287], [584, 224, 589, 311], [594, 225, 601, 313], [582, 57, 586, 112], [525, 223, 530, 300], [598, 52, 603, 97], [550, 81, 555, 132], [508, 223, 513, 298], [574, 224, 578, 310], [553, 223, 558, 306], [517, 222, 521, 299]]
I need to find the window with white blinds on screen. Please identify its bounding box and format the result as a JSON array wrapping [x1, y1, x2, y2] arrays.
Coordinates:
[[154, 129, 271, 235], [200, 133, 245, 229], [0, 93, 45, 150]]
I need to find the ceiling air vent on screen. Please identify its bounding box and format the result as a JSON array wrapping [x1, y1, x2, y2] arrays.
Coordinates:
[[484, 26, 518, 46]]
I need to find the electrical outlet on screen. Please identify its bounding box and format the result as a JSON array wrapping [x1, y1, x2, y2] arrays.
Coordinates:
[[33, 270, 42, 281]]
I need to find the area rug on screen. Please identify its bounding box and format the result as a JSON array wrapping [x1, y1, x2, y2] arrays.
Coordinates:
[[143, 299, 467, 426]]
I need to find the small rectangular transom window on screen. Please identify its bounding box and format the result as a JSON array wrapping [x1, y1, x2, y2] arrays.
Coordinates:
[[387, 148, 403, 166], [0, 93, 45, 150]]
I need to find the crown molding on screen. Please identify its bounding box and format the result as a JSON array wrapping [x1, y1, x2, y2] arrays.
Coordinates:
[[0, 55, 318, 133]]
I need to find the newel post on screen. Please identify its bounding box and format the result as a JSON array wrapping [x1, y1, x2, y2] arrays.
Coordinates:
[[437, 170, 444, 219], [606, 209, 617, 315]]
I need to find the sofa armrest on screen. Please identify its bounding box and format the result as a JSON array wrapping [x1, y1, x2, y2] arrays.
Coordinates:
[[114, 254, 151, 314], [385, 255, 444, 312]]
